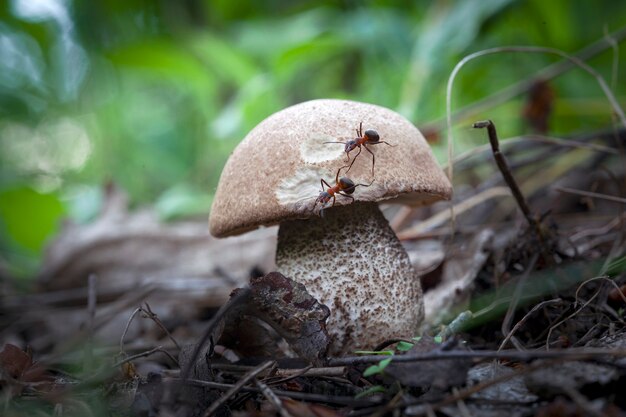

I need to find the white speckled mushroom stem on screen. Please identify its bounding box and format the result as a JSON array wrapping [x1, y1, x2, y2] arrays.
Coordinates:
[[275, 202, 424, 356]]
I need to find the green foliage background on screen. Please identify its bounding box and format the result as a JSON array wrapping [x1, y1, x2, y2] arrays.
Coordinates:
[[1, 0, 625, 276]]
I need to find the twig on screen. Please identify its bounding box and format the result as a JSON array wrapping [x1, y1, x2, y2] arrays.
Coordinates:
[[202, 360, 275, 417], [473, 120, 548, 252], [452, 387, 472, 417], [473, 121, 535, 224], [327, 347, 626, 367], [181, 377, 379, 406], [112, 346, 179, 368], [563, 386, 608, 417], [555, 186, 626, 205], [180, 287, 251, 382], [141, 303, 181, 350], [255, 379, 294, 417]]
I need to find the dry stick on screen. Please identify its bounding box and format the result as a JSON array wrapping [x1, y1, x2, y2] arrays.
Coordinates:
[[452, 387, 473, 417], [563, 386, 608, 417], [180, 287, 251, 382], [555, 186, 626, 205], [142, 303, 181, 350], [473, 120, 547, 254], [498, 298, 562, 352], [327, 347, 626, 367], [202, 360, 275, 417], [500, 253, 539, 351], [255, 379, 294, 417], [182, 378, 378, 406], [112, 346, 179, 368]]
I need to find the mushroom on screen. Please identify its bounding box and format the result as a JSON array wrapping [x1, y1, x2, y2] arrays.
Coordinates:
[[209, 99, 451, 355]]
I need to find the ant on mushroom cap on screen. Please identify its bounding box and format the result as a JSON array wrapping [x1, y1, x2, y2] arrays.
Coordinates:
[[324, 122, 396, 176], [314, 166, 374, 217]]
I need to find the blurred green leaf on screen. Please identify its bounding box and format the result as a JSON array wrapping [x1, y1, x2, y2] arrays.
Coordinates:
[[363, 357, 392, 377], [106, 40, 213, 88], [396, 341, 414, 351], [0, 187, 65, 252], [155, 184, 213, 220], [605, 256, 626, 278]]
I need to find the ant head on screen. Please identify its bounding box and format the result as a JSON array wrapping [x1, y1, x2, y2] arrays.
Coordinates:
[[364, 129, 380, 143], [345, 140, 358, 153], [338, 177, 356, 194], [315, 191, 331, 206]]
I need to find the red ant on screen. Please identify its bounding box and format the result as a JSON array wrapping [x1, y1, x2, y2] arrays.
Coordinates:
[[314, 166, 374, 217], [325, 122, 395, 176]]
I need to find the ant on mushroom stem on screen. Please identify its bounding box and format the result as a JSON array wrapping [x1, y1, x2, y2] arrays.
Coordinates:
[[314, 166, 374, 217], [325, 122, 396, 176]]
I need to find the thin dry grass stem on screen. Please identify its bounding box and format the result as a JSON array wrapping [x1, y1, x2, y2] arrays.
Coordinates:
[[570, 212, 626, 241], [255, 379, 294, 417], [397, 186, 510, 240], [500, 253, 539, 351], [202, 360, 275, 417], [119, 307, 142, 354], [446, 45, 626, 182], [447, 134, 619, 170], [424, 25, 626, 135], [604, 26, 620, 92], [545, 276, 607, 350], [555, 186, 626, 205], [499, 298, 562, 352]]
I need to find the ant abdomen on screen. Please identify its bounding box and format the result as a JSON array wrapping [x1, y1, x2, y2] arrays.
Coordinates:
[[364, 129, 379, 143], [339, 177, 356, 194]]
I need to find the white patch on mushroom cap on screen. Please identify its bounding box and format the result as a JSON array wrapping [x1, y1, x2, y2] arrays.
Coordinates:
[[299, 132, 345, 164], [275, 165, 385, 215]]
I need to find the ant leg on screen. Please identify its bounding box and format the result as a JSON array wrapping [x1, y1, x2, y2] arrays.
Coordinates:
[[369, 140, 396, 147], [334, 167, 342, 184], [357, 122, 363, 138], [345, 146, 363, 173], [321, 179, 332, 190], [363, 144, 376, 177], [338, 192, 355, 203]]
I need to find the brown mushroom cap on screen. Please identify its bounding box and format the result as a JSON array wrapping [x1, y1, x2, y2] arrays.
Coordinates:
[[209, 99, 451, 238]]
